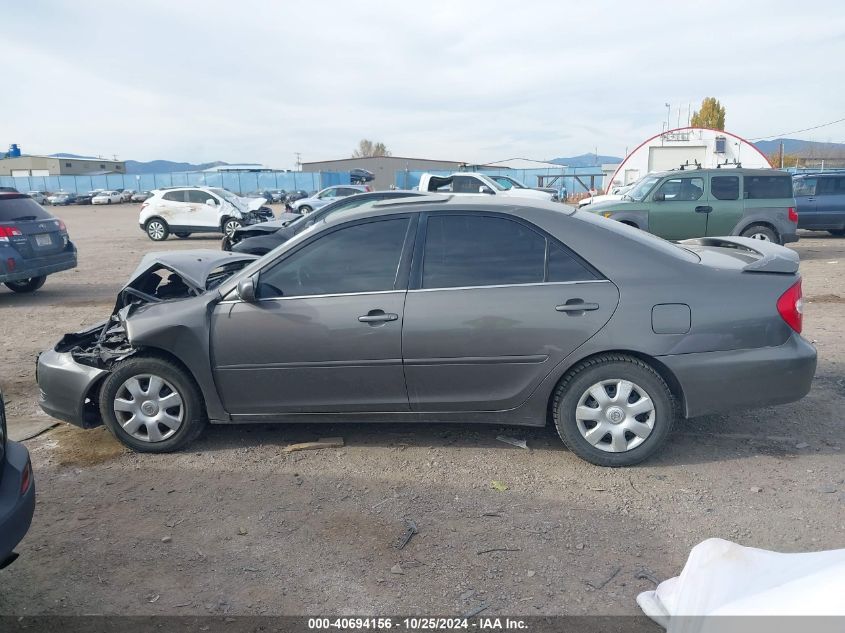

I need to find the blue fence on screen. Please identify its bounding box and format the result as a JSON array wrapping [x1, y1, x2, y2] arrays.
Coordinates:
[[395, 167, 606, 194], [0, 170, 351, 196]]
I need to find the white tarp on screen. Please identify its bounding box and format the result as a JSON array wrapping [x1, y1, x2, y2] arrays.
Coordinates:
[[637, 538, 845, 633]]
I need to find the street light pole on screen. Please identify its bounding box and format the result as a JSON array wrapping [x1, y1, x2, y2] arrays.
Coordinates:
[[665, 103, 671, 132]]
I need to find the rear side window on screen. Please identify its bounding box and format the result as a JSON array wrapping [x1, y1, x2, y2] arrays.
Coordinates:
[[421, 215, 596, 289], [0, 196, 54, 222], [162, 190, 187, 202], [744, 176, 792, 199], [711, 176, 739, 200], [451, 176, 483, 194], [815, 177, 845, 196]]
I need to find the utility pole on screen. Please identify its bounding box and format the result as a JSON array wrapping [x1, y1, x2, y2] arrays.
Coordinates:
[[294, 152, 302, 171], [780, 141, 784, 169], [665, 103, 671, 132]]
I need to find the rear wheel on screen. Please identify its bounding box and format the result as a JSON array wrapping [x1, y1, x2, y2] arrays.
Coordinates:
[[145, 218, 169, 241], [174, 232, 191, 239], [828, 229, 845, 237], [299, 205, 312, 214], [741, 224, 779, 243], [99, 356, 206, 453], [4, 275, 47, 293], [552, 354, 675, 467]]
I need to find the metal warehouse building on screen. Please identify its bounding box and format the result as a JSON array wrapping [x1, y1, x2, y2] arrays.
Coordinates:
[[301, 156, 465, 191], [0, 155, 126, 177]]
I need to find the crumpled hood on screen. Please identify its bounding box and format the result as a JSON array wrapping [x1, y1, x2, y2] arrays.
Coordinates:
[[235, 196, 269, 212], [125, 250, 257, 292]]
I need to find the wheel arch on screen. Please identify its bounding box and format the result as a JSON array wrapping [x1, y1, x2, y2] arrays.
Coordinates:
[[545, 349, 687, 422], [735, 219, 779, 239]]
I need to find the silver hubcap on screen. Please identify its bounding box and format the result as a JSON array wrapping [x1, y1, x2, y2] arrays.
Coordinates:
[[575, 379, 656, 453], [113, 374, 184, 442], [748, 232, 771, 241], [148, 222, 165, 240], [224, 221, 239, 237]]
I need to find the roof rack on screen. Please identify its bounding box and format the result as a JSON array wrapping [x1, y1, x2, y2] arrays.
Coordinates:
[[716, 159, 742, 169], [677, 160, 702, 171]]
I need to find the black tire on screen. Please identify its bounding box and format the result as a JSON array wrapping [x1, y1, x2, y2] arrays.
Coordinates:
[[4, 275, 47, 293], [222, 218, 241, 238], [107, 199, 112, 205], [828, 229, 845, 237], [551, 354, 676, 467], [99, 355, 207, 453], [299, 205, 312, 214], [174, 232, 191, 239], [740, 224, 779, 244], [145, 217, 170, 241]]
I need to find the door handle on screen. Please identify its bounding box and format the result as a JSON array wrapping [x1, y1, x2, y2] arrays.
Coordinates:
[[358, 310, 398, 323], [555, 301, 600, 313], [695, 205, 713, 213]]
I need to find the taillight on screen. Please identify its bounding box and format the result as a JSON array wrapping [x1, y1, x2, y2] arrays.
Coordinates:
[[777, 279, 803, 333], [20, 459, 32, 495], [788, 207, 798, 223], [57, 219, 67, 232], [0, 225, 22, 241]]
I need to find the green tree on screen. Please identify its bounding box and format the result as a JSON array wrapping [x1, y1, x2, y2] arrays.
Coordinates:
[[352, 139, 391, 158], [690, 97, 726, 130]]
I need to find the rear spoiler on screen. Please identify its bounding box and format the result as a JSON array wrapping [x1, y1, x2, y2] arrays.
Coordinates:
[[679, 236, 799, 274]]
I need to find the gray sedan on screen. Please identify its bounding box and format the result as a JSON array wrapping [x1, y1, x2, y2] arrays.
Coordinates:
[[36, 198, 816, 466]]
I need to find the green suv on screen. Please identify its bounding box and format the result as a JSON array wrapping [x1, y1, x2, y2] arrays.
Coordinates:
[[587, 168, 798, 244]]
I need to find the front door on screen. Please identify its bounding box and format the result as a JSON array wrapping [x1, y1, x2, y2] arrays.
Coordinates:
[[210, 216, 415, 416], [814, 176, 845, 230], [793, 177, 818, 228], [705, 174, 743, 235], [647, 175, 708, 239], [402, 213, 619, 412]]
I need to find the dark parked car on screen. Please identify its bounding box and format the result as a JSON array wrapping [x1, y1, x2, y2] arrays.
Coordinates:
[[131, 191, 152, 203], [0, 389, 35, 569], [74, 193, 93, 205], [225, 190, 428, 254], [0, 187, 19, 193], [793, 173, 845, 236], [0, 193, 77, 293], [285, 190, 309, 204], [36, 198, 815, 466]]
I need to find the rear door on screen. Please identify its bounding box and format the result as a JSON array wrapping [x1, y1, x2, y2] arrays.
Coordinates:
[[401, 212, 619, 412], [646, 175, 708, 239], [814, 177, 845, 230], [159, 190, 190, 225], [186, 189, 220, 228], [706, 174, 743, 235]]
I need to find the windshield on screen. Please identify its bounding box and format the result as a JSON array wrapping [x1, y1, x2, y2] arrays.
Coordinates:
[[624, 175, 661, 201]]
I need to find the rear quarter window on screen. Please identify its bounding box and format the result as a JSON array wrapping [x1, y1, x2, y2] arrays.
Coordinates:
[[743, 176, 793, 200], [0, 196, 54, 222]]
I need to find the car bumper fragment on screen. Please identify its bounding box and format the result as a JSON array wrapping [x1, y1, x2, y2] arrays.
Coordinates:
[[37, 349, 107, 428]]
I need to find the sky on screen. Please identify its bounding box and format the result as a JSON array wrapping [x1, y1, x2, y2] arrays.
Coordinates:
[[3, 0, 845, 168]]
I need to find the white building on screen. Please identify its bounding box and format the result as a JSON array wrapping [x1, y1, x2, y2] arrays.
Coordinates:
[[607, 127, 772, 189]]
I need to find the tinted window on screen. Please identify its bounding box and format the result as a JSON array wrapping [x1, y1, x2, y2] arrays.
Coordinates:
[[187, 189, 215, 204], [793, 178, 816, 196], [317, 188, 337, 199], [547, 241, 598, 282], [654, 177, 703, 201], [451, 176, 483, 194], [744, 176, 792, 199], [337, 187, 363, 196], [0, 196, 54, 222], [814, 177, 845, 196], [162, 190, 187, 202], [422, 215, 545, 288], [711, 176, 739, 200], [258, 218, 409, 298]]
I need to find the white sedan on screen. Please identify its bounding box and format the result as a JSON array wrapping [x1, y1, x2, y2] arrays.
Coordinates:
[[91, 190, 122, 205]]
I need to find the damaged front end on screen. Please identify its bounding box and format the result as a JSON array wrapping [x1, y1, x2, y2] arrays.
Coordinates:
[[37, 250, 256, 427]]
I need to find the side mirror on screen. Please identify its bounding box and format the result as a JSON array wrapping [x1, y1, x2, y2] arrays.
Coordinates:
[[206, 198, 217, 206], [479, 185, 495, 195], [653, 193, 666, 202], [237, 277, 257, 302]]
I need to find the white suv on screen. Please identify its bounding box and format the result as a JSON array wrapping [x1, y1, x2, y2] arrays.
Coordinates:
[[138, 187, 273, 241]]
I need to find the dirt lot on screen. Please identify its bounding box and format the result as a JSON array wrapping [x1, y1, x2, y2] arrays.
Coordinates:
[[1, 203, 844, 616]]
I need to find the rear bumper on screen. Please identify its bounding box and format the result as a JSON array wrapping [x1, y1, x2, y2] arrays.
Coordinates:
[[0, 441, 35, 566], [659, 333, 817, 418], [37, 349, 107, 428], [0, 245, 77, 283]]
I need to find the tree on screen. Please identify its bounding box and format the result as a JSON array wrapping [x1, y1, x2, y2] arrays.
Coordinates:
[[352, 139, 391, 158], [690, 97, 726, 130], [766, 151, 802, 168]]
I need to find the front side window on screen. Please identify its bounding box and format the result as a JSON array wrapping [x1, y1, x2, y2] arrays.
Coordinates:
[[422, 215, 546, 288], [654, 177, 704, 202], [162, 190, 187, 202], [744, 176, 792, 199], [711, 176, 739, 200], [317, 188, 337, 199], [258, 218, 409, 298], [793, 178, 816, 197], [187, 189, 214, 204]]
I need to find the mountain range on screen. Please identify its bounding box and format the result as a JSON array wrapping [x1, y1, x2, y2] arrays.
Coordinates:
[[752, 138, 845, 157]]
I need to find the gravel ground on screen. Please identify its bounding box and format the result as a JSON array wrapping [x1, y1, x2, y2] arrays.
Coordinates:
[[0, 203, 843, 616]]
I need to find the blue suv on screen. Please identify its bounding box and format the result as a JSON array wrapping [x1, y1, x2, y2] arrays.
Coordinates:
[[794, 173, 845, 236], [0, 193, 77, 293]]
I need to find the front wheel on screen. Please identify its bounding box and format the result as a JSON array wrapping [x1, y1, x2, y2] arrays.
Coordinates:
[[298, 205, 312, 214], [740, 225, 779, 243], [222, 218, 242, 238], [4, 275, 47, 293], [99, 356, 206, 453], [145, 218, 170, 241], [552, 354, 675, 467]]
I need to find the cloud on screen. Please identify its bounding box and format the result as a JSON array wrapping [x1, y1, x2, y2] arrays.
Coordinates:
[[3, 0, 845, 166]]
